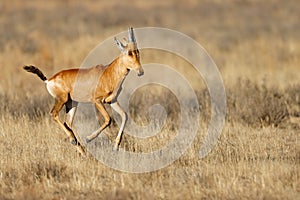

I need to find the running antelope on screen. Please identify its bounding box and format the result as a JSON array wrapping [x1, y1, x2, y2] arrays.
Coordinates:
[[23, 27, 143, 154]]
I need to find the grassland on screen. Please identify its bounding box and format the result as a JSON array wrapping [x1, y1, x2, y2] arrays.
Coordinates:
[[0, 0, 299, 199]]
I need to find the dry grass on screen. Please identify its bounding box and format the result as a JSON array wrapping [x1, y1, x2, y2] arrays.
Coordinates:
[[0, 0, 299, 199]]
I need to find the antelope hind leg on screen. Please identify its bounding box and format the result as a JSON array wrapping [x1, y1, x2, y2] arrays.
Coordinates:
[[51, 98, 86, 155]]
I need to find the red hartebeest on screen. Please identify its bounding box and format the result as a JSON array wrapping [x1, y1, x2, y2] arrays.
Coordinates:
[[23, 27, 143, 154]]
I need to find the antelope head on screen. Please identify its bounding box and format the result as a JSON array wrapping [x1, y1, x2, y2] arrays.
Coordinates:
[[115, 27, 144, 76]]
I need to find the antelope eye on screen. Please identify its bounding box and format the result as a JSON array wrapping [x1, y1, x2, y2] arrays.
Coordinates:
[[128, 51, 133, 56]]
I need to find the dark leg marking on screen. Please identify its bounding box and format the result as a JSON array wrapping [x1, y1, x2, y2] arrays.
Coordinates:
[[65, 94, 78, 113]]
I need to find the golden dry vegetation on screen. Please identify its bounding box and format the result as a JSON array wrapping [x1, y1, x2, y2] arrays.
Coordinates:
[[0, 0, 299, 199]]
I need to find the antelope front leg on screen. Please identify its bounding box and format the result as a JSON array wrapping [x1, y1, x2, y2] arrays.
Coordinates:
[[86, 100, 111, 143], [110, 101, 127, 151]]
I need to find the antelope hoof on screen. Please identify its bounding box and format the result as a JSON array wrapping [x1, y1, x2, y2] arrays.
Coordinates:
[[86, 137, 92, 144], [76, 146, 86, 156], [70, 138, 77, 145], [113, 144, 119, 151]]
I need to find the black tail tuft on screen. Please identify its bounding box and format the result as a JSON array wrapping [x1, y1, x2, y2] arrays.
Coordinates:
[[23, 65, 47, 81]]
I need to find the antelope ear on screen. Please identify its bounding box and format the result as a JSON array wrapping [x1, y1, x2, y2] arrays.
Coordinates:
[[122, 37, 128, 43], [114, 37, 126, 52]]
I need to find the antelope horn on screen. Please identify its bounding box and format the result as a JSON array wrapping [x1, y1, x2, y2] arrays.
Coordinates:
[[128, 27, 136, 43]]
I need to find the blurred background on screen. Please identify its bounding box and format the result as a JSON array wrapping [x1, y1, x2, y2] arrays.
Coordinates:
[[0, 0, 299, 88]]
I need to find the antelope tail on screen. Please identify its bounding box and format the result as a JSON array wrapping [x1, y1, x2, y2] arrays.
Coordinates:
[[23, 65, 47, 81]]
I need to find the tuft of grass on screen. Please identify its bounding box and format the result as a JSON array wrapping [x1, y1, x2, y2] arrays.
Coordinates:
[[226, 79, 295, 128]]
